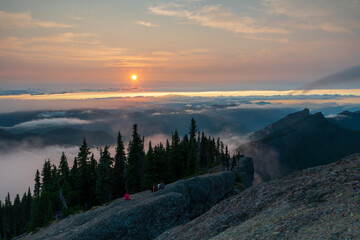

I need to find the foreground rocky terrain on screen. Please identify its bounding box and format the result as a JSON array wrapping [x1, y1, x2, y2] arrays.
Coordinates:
[[157, 153, 360, 240], [20, 171, 235, 240]]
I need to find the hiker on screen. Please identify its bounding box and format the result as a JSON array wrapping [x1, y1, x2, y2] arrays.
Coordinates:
[[159, 180, 165, 190], [124, 193, 131, 200], [152, 184, 158, 192]]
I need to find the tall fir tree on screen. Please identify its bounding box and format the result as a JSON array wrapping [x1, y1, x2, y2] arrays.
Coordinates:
[[88, 153, 98, 207], [142, 141, 156, 190], [34, 170, 41, 198], [95, 146, 113, 204], [169, 130, 182, 181], [113, 132, 126, 198], [41, 160, 52, 194], [187, 118, 198, 176], [58, 152, 70, 186], [126, 124, 145, 194], [77, 138, 91, 209]]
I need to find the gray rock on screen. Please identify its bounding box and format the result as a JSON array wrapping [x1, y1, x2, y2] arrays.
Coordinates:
[[20, 171, 236, 240], [156, 153, 360, 240]]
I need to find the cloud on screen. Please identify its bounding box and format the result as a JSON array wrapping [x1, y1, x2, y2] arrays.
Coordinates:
[[300, 65, 360, 91], [262, 0, 360, 33], [134, 20, 157, 27], [69, 16, 85, 21], [149, 3, 289, 34], [0, 10, 72, 29], [2, 118, 91, 130]]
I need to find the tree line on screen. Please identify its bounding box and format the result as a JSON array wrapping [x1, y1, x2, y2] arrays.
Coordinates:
[[0, 118, 231, 239]]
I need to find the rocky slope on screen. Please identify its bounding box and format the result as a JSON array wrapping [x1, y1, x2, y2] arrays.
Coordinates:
[[157, 153, 360, 240], [20, 171, 235, 240]]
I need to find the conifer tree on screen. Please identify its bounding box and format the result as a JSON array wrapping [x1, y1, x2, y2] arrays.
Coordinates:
[[41, 160, 52, 194], [13, 194, 21, 235], [187, 118, 198, 176], [126, 124, 145, 194], [113, 132, 126, 198], [142, 141, 156, 190], [169, 130, 182, 181], [96, 146, 112, 204], [88, 154, 97, 207], [34, 170, 41, 198], [59, 152, 70, 186], [77, 138, 91, 209]]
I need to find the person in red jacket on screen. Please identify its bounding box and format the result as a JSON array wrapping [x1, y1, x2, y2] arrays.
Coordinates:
[[124, 193, 131, 200]]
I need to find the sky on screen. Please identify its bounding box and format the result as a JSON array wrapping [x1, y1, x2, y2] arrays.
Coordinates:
[[0, 0, 360, 91]]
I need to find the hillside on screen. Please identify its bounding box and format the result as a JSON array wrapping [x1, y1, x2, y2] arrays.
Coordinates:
[[238, 109, 360, 181], [19, 172, 236, 240], [157, 153, 360, 240]]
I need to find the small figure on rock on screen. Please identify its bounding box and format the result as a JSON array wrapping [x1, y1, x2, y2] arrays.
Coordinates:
[[152, 184, 158, 192], [124, 193, 131, 200], [159, 180, 165, 190]]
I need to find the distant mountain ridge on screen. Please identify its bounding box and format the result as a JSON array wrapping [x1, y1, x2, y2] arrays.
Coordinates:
[[238, 108, 360, 182], [328, 109, 360, 130]]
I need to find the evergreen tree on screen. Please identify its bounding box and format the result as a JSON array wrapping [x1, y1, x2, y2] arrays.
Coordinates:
[[187, 118, 198, 176], [34, 170, 41, 198], [169, 130, 182, 181], [96, 146, 112, 204], [141, 141, 155, 191], [88, 153, 97, 207], [0, 200, 3, 240], [68, 157, 80, 207], [13, 194, 21, 235], [58, 152, 70, 186], [126, 124, 145, 194], [4, 193, 13, 238], [113, 132, 126, 198], [200, 132, 208, 168], [41, 160, 52, 194], [77, 138, 91, 209]]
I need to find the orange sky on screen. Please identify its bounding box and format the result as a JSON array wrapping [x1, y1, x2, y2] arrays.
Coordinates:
[[0, 1, 359, 90]]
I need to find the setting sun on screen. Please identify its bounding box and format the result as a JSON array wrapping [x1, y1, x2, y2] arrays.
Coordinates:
[[132, 75, 137, 81]]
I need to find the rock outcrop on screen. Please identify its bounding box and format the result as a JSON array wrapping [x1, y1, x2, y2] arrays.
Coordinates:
[[20, 171, 236, 240], [157, 153, 360, 240]]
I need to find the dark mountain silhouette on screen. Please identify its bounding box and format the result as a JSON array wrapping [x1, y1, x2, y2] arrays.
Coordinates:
[[238, 109, 360, 182], [328, 110, 360, 131]]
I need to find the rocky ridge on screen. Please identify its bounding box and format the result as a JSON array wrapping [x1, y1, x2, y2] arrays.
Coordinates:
[[20, 171, 236, 240], [157, 153, 360, 240]]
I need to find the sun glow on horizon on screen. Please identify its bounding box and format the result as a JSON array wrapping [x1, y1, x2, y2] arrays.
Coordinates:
[[132, 75, 137, 81]]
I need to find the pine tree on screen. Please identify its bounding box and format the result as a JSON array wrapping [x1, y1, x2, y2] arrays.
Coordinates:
[[96, 146, 113, 204], [13, 194, 21, 235], [142, 141, 156, 190], [41, 160, 52, 194], [88, 154, 97, 207], [169, 130, 182, 181], [113, 132, 126, 198], [59, 152, 70, 186], [4, 193, 13, 238], [187, 118, 198, 176], [0, 200, 3, 240], [34, 170, 41, 198], [126, 124, 145, 194], [77, 138, 91, 209]]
